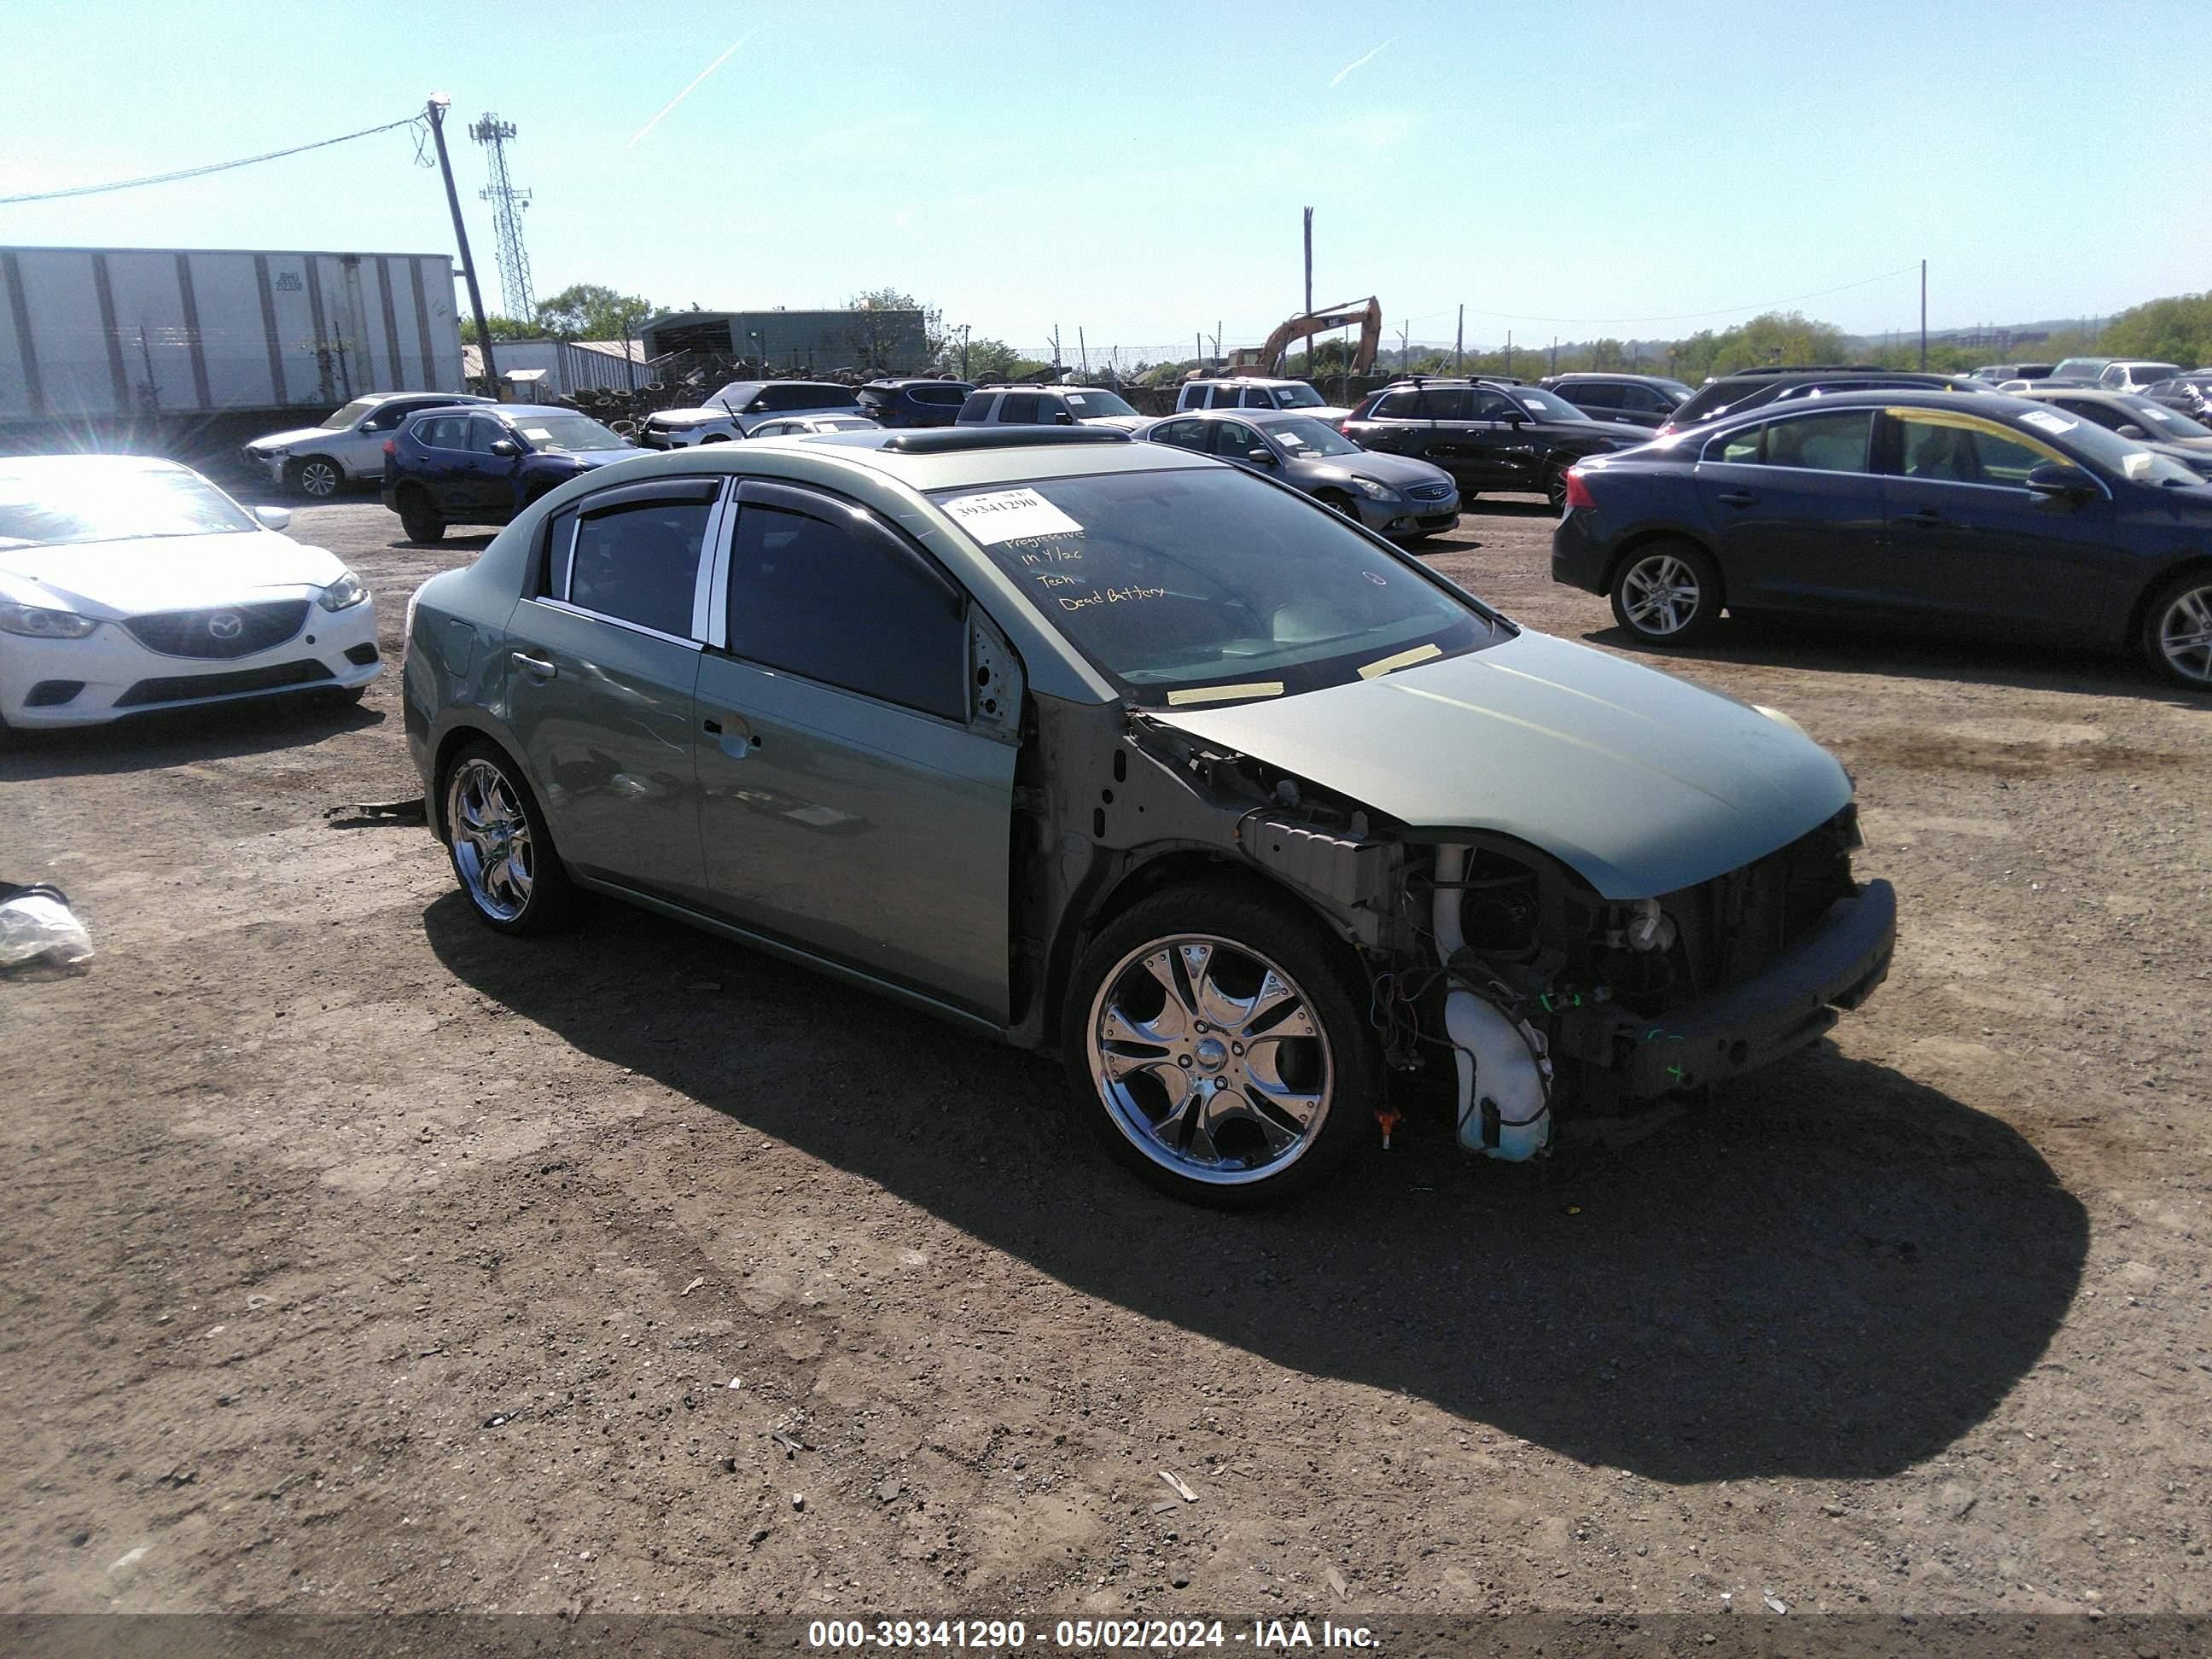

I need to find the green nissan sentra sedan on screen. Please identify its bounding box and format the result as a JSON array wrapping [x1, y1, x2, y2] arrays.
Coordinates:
[[404, 427, 1893, 1207]]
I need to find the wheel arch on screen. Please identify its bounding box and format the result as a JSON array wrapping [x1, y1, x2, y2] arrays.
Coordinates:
[[2123, 552, 2212, 649], [1038, 846, 1370, 1051], [1603, 524, 1727, 605], [428, 720, 525, 842]]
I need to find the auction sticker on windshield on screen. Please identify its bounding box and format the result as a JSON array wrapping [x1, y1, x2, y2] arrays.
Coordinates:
[[2020, 410, 2076, 435], [941, 488, 1084, 544]]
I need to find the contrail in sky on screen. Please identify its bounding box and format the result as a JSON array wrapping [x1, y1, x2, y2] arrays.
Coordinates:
[[629, 31, 755, 148], [1329, 36, 1399, 87]]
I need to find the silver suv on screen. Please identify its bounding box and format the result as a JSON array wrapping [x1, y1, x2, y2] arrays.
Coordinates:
[[243, 392, 492, 498]]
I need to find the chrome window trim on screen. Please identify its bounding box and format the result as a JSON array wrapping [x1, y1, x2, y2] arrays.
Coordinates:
[[521, 595, 705, 652]]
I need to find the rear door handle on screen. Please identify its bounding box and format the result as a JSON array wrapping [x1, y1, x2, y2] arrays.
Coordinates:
[[703, 713, 759, 754], [1716, 491, 1760, 508], [511, 652, 556, 679]]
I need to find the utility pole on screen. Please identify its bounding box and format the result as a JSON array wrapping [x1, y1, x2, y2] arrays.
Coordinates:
[[428, 95, 498, 391], [1195, 331, 1202, 370], [1079, 328, 1088, 376], [1455, 304, 1464, 375], [1919, 259, 1928, 370], [1400, 323, 1410, 373], [1051, 326, 1061, 370], [958, 323, 970, 380], [1302, 206, 1314, 320], [1551, 335, 1558, 373], [1505, 330, 1513, 375]]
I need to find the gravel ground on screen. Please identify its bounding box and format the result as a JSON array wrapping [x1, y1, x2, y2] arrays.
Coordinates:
[[2, 486, 2207, 1628]]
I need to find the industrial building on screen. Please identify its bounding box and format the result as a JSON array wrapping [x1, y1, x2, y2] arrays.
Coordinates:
[[637, 306, 930, 375], [0, 244, 464, 422]]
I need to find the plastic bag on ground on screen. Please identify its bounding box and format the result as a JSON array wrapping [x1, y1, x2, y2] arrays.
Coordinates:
[[0, 883, 94, 975]]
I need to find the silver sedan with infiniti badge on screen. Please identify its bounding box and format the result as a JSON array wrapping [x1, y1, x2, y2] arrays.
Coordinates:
[[1137, 410, 1461, 539]]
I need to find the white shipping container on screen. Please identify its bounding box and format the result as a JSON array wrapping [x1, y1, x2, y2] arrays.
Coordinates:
[[0, 245, 465, 421]]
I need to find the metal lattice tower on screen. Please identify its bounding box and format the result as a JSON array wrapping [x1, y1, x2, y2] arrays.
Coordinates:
[[469, 114, 535, 321]]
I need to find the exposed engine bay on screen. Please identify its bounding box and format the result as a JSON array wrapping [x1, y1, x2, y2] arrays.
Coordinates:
[[1010, 700, 1895, 1162]]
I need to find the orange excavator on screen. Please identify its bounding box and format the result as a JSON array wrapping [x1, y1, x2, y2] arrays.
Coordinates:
[[1250, 296, 1382, 376]]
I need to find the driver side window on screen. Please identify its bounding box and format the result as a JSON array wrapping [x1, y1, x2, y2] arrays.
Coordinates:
[[1212, 421, 1265, 457], [464, 418, 506, 453]]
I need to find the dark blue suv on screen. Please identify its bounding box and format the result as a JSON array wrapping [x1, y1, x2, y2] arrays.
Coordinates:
[[381, 404, 633, 542], [855, 377, 975, 428]]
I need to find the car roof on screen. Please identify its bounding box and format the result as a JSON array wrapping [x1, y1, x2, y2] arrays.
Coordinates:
[[1187, 376, 1305, 387], [586, 427, 1202, 494], [0, 452, 201, 480], [1545, 371, 1684, 384], [1700, 388, 2045, 417]]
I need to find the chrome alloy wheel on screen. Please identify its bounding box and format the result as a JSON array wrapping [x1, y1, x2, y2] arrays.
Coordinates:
[[446, 758, 536, 922], [1086, 934, 1334, 1186], [2157, 580, 2212, 684], [1620, 551, 1703, 636]]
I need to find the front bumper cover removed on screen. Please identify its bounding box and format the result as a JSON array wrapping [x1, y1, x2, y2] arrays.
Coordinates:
[[1562, 879, 1897, 1098]]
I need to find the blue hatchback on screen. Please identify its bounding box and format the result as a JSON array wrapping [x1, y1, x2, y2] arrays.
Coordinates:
[[381, 404, 633, 543]]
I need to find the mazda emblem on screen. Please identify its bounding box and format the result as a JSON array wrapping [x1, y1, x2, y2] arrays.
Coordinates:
[[207, 611, 244, 641]]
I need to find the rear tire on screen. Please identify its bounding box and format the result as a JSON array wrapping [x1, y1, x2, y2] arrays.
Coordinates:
[[2142, 568, 2212, 691], [288, 456, 343, 499], [396, 486, 445, 544], [1609, 538, 1724, 648], [1544, 463, 1572, 512], [439, 739, 577, 935], [1062, 884, 1378, 1209]]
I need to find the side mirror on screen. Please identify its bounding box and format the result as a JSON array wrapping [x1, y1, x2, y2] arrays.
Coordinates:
[[253, 505, 292, 531], [1245, 447, 1278, 465], [1052, 411, 1075, 425], [2116, 423, 2147, 440], [489, 439, 520, 457], [2024, 460, 2095, 501]]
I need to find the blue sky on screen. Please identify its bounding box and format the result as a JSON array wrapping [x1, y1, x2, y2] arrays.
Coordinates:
[[3, 0, 2205, 360]]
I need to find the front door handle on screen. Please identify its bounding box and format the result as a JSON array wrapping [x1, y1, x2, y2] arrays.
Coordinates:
[[1894, 508, 1944, 527], [512, 651, 556, 679], [1716, 491, 1761, 508]]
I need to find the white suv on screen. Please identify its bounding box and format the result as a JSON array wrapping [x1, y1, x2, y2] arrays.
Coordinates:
[[1175, 377, 1351, 422], [954, 385, 1146, 430], [243, 392, 492, 498], [2100, 360, 2186, 394]]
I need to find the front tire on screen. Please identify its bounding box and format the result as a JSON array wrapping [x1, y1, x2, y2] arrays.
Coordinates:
[[440, 740, 576, 934], [1544, 463, 1572, 512], [288, 456, 343, 499], [2143, 568, 2212, 690], [1610, 538, 1724, 647], [1063, 885, 1378, 1208], [396, 486, 445, 544]]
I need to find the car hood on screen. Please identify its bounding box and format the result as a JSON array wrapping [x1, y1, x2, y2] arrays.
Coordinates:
[[0, 530, 347, 615], [1151, 630, 1851, 899], [538, 448, 634, 468], [247, 425, 346, 452], [1307, 451, 1453, 488], [647, 407, 733, 426], [1080, 416, 1150, 431]]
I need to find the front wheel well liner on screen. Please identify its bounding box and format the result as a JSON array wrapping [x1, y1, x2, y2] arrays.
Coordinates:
[[1039, 849, 1360, 1051]]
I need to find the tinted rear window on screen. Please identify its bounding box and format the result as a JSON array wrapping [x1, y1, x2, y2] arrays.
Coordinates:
[[912, 384, 969, 405]]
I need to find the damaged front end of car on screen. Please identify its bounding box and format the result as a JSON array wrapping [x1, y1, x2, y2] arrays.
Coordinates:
[[1015, 696, 1895, 1162]]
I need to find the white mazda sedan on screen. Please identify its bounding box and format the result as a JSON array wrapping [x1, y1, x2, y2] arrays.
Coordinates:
[[0, 455, 380, 735]]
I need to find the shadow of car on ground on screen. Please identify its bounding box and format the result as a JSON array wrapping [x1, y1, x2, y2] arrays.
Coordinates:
[[424, 888, 2086, 1486], [0, 694, 381, 781], [1586, 611, 2201, 708]]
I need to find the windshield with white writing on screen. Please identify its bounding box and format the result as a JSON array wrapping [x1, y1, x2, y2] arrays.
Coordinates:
[[1272, 383, 1326, 408], [935, 469, 1502, 707]]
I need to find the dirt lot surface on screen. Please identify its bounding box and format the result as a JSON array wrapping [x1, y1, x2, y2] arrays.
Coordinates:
[[3, 486, 2208, 1633]]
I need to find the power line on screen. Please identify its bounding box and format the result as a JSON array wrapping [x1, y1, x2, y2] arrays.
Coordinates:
[[0, 114, 426, 205]]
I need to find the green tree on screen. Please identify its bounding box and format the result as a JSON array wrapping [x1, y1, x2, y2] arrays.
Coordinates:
[[2099, 293, 2212, 368], [847, 287, 947, 370], [459, 313, 534, 345], [533, 283, 654, 341]]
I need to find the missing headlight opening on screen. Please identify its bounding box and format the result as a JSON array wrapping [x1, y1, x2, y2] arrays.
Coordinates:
[[1351, 804, 1883, 1163]]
